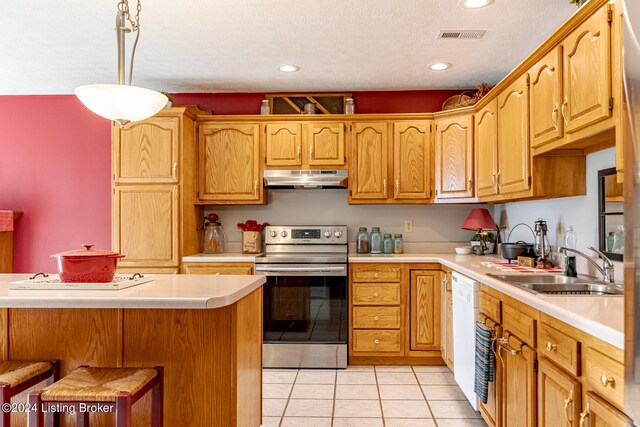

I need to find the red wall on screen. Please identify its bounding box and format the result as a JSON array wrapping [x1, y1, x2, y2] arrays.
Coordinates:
[[0, 90, 461, 273]]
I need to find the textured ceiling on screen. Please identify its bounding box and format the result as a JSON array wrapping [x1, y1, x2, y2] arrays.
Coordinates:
[[1, 0, 577, 94]]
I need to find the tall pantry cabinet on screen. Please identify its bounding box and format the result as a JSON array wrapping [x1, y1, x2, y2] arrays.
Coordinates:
[[112, 106, 205, 273]]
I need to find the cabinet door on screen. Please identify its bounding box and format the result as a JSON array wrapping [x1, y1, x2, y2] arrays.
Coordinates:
[[445, 287, 454, 370], [198, 123, 262, 202], [440, 274, 448, 361], [350, 122, 389, 200], [114, 117, 179, 183], [306, 122, 345, 166], [580, 392, 630, 427], [113, 185, 179, 267], [562, 5, 612, 134], [410, 271, 441, 351], [393, 121, 431, 201], [183, 263, 253, 275], [538, 358, 581, 427], [265, 123, 302, 167], [435, 115, 473, 199], [498, 75, 531, 196], [501, 334, 536, 427], [530, 47, 564, 150], [476, 100, 499, 198]]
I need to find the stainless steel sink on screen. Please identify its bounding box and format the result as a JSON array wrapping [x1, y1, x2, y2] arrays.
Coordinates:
[[486, 274, 623, 296]]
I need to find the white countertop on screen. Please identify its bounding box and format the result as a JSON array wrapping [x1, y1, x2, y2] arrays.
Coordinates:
[[0, 274, 265, 309], [183, 253, 261, 263], [350, 253, 625, 350]]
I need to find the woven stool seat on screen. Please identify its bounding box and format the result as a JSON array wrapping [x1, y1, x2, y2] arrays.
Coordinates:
[[0, 361, 52, 387], [40, 367, 158, 403]]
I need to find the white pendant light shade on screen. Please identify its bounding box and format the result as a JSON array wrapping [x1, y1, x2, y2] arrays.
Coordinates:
[[75, 84, 167, 127]]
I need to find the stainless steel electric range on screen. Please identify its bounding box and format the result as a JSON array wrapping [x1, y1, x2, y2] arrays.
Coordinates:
[[255, 225, 348, 369]]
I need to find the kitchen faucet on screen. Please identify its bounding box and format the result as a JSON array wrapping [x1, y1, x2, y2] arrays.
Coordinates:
[[557, 246, 616, 284]]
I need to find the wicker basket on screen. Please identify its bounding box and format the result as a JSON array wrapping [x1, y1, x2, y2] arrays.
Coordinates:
[[442, 92, 477, 110]]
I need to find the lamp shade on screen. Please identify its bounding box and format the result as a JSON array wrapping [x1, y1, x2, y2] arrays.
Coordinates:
[[74, 84, 167, 127], [461, 208, 497, 231]]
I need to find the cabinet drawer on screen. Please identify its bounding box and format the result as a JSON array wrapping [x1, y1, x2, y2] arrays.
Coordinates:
[[479, 291, 501, 323], [538, 322, 580, 376], [502, 303, 536, 346], [353, 306, 401, 329], [352, 265, 401, 283], [585, 347, 624, 410], [183, 262, 253, 275], [352, 283, 401, 305], [352, 330, 402, 353]]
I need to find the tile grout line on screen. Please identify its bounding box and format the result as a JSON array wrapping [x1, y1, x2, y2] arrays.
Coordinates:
[[373, 366, 386, 427], [277, 369, 299, 427], [413, 365, 439, 427], [331, 369, 337, 426]]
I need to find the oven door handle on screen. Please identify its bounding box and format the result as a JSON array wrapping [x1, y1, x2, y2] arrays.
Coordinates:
[[254, 266, 347, 276]]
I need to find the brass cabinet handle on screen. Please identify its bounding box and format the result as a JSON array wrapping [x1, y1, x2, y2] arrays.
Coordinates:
[[297, 145, 301, 162], [579, 403, 590, 427], [498, 338, 522, 355], [373, 273, 380, 278], [172, 161, 177, 179], [562, 97, 569, 129], [467, 178, 472, 191], [546, 342, 557, 352], [309, 145, 313, 161], [600, 374, 615, 387], [254, 180, 258, 196], [374, 316, 379, 321], [395, 179, 399, 198], [383, 179, 387, 197], [552, 103, 559, 131], [373, 292, 379, 298], [564, 390, 573, 425], [374, 339, 380, 344]]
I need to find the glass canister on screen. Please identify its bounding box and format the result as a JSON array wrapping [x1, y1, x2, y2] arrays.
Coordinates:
[[345, 98, 355, 114], [383, 234, 394, 254], [303, 103, 317, 114], [370, 227, 383, 254], [356, 227, 370, 254], [260, 99, 270, 115], [204, 220, 226, 254], [393, 234, 404, 254]]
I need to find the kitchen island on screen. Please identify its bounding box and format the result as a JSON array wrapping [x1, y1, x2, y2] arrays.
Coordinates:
[[0, 274, 265, 427]]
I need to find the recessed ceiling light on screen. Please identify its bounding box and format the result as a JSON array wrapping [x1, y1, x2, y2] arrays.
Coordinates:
[[278, 64, 300, 72], [430, 62, 452, 71], [461, 0, 495, 8]]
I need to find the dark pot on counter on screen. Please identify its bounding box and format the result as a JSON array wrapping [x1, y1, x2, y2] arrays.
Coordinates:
[[51, 244, 125, 283], [500, 241, 535, 263]]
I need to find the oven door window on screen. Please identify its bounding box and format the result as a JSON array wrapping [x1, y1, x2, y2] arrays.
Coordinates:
[[263, 275, 347, 344]]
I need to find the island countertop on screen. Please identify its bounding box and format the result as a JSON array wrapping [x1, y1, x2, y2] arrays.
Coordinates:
[[0, 274, 265, 309]]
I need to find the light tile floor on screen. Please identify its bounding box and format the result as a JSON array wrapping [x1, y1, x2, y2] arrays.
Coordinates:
[[263, 365, 488, 427]]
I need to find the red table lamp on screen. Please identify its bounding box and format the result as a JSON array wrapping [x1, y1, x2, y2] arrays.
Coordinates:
[[461, 208, 497, 255]]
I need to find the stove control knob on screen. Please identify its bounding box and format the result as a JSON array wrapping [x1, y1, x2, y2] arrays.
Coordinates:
[[334, 230, 343, 238], [270, 230, 278, 238], [324, 231, 332, 238], [280, 231, 288, 238]]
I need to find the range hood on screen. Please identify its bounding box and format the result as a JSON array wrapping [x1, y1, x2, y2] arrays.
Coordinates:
[[263, 170, 348, 189]]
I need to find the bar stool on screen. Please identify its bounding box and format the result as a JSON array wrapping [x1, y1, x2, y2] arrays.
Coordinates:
[[28, 366, 163, 427], [0, 360, 59, 427]]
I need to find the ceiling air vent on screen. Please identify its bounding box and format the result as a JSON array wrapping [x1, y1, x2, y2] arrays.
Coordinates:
[[437, 30, 486, 39]]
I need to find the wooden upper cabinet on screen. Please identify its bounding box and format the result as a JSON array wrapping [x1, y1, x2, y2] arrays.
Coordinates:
[[562, 5, 612, 134], [306, 122, 345, 166], [265, 123, 302, 167], [476, 100, 499, 198], [501, 335, 536, 427], [350, 122, 389, 200], [114, 117, 180, 183], [198, 123, 263, 203], [393, 121, 431, 201], [538, 358, 581, 427], [435, 114, 473, 199], [410, 270, 440, 351], [113, 185, 179, 267], [498, 74, 531, 196], [530, 47, 564, 150]]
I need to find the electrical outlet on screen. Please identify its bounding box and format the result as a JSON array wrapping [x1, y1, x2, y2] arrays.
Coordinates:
[[235, 219, 245, 231], [404, 220, 413, 233]]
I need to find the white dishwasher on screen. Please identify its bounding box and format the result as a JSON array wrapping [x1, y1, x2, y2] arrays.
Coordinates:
[[451, 271, 480, 410]]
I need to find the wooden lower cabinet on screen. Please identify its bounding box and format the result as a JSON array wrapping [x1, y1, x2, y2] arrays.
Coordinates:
[[538, 358, 581, 427], [182, 262, 253, 275], [500, 334, 537, 427], [440, 270, 454, 372], [478, 315, 501, 427], [581, 392, 630, 427], [410, 270, 440, 351]]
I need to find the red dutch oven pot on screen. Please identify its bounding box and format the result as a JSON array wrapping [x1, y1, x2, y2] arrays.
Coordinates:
[[51, 244, 125, 283]]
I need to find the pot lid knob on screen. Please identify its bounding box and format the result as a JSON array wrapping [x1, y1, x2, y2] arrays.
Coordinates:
[[82, 244, 94, 251]]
